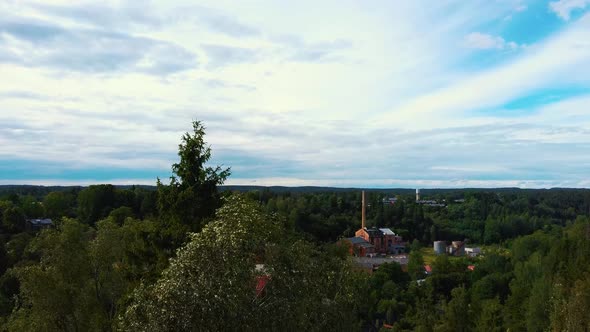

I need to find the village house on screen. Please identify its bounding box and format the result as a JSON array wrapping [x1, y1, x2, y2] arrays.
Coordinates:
[[26, 218, 53, 231]]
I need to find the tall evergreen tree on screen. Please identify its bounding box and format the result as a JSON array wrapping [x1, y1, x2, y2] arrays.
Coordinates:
[[157, 121, 230, 234]]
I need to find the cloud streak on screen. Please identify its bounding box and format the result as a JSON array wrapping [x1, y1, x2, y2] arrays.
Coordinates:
[[464, 32, 520, 50], [201, 44, 258, 68], [550, 0, 590, 20], [0, 18, 197, 74]]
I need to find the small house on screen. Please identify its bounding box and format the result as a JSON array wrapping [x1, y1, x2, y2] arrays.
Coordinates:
[[26, 218, 53, 231]]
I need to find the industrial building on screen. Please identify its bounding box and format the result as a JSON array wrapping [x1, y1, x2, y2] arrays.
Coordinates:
[[381, 197, 398, 205], [448, 241, 466, 256], [415, 189, 446, 207], [344, 191, 406, 256], [343, 236, 375, 257], [355, 227, 405, 255], [432, 240, 479, 257], [465, 247, 482, 257]]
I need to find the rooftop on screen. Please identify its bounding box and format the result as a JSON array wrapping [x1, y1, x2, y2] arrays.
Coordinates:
[[346, 237, 367, 244], [346, 237, 375, 248], [364, 228, 383, 237], [27, 218, 53, 226], [379, 228, 396, 236]]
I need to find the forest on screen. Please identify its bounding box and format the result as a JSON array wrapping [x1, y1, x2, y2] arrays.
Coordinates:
[[0, 121, 589, 331]]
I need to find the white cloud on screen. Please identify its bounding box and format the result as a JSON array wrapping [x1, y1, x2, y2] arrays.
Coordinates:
[[464, 32, 520, 50], [1, 0, 590, 188], [0, 179, 158, 186], [377, 13, 590, 129], [3, 177, 589, 189], [550, 0, 590, 20], [223, 177, 590, 189], [430, 165, 509, 173]]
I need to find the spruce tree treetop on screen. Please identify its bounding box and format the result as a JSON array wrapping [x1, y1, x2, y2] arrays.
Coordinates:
[[172, 121, 230, 188], [157, 120, 231, 234]]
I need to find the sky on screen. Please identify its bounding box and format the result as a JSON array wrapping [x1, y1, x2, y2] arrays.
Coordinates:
[[1, 0, 590, 188]]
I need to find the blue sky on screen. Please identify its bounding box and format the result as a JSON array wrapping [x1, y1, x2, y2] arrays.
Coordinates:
[[1, 0, 590, 188]]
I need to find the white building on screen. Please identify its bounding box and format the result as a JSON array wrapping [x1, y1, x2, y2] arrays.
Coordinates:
[[465, 247, 482, 257]]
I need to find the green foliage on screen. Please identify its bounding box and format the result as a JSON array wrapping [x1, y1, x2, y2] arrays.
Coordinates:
[[2, 205, 26, 233], [525, 278, 551, 332], [5, 232, 33, 266], [119, 218, 164, 281], [470, 272, 511, 302], [8, 219, 99, 332], [435, 286, 471, 332], [6, 216, 163, 332], [89, 219, 132, 325], [550, 278, 590, 331], [157, 121, 230, 240], [108, 206, 135, 225], [474, 297, 503, 332], [122, 195, 366, 331], [407, 250, 425, 280], [77, 185, 117, 225], [20, 195, 44, 219], [43, 191, 75, 219], [410, 239, 422, 252]]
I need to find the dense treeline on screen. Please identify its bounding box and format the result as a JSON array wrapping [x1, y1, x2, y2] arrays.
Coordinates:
[[0, 121, 589, 330], [248, 188, 590, 246], [360, 217, 590, 331], [3, 185, 587, 246]]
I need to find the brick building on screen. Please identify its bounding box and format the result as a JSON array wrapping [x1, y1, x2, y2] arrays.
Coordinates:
[[355, 227, 405, 254], [342, 236, 375, 257], [347, 191, 406, 255]]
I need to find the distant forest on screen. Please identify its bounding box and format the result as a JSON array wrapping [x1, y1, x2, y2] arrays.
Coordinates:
[[2, 184, 589, 245], [0, 121, 589, 331]]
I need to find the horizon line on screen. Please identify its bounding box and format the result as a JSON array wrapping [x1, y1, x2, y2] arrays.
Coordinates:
[[0, 182, 588, 191]]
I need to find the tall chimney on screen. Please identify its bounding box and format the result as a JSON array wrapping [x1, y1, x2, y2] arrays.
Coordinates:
[[362, 190, 366, 229]]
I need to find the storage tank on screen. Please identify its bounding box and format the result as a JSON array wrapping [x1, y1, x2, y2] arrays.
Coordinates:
[[433, 241, 446, 255]]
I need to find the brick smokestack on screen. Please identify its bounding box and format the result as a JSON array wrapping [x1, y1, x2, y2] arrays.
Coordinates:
[[362, 190, 366, 229]]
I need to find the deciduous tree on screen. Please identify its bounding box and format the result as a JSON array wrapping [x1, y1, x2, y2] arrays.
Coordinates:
[[122, 195, 365, 331]]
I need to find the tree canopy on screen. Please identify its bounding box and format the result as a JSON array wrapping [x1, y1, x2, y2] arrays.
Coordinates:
[[122, 195, 365, 331]]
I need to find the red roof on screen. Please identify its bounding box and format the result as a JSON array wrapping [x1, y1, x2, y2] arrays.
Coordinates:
[[424, 265, 432, 273], [467, 265, 475, 271], [256, 275, 270, 297]]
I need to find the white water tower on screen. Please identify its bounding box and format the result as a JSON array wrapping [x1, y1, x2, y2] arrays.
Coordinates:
[[416, 189, 420, 202]]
